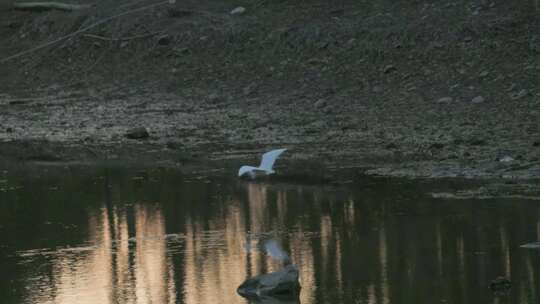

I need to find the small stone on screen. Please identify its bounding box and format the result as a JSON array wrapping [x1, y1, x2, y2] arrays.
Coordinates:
[[382, 65, 396, 74], [437, 97, 453, 103], [506, 83, 516, 92], [125, 127, 150, 140], [479, 70, 489, 78], [372, 85, 383, 93], [511, 89, 529, 100], [529, 35, 540, 53], [307, 58, 324, 64], [173, 47, 189, 56], [469, 138, 486, 146], [314, 99, 327, 109], [498, 156, 514, 162], [120, 41, 129, 48], [432, 42, 443, 49], [464, 36, 473, 42], [230, 6, 246, 15], [166, 141, 182, 150], [167, 8, 192, 18], [157, 35, 171, 46], [5, 21, 19, 29], [6, 127, 13, 133], [385, 143, 398, 149], [471, 95, 485, 103], [243, 84, 256, 96], [430, 142, 445, 149], [177, 150, 193, 163], [329, 8, 344, 16], [208, 93, 223, 103]]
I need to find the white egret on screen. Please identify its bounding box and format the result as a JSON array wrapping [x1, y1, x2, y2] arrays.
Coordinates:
[[238, 148, 287, 179]]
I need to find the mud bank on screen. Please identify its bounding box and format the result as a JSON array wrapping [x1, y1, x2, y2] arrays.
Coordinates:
[[1, 85, 539, 180], [1, 1, 539, 197]]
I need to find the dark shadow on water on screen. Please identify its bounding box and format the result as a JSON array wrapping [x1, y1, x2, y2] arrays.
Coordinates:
[[246, 295, 300, 304]]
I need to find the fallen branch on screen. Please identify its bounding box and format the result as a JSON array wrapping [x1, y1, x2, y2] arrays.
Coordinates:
[[83, 32, 161, 41], [13, 2, 93, 11]]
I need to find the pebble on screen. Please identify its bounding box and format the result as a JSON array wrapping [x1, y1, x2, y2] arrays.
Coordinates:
[[314, 99, 327, 109], [498, 156, 514, 162], [243, 84, 256, 96], [372, 86, 383, 93], [430, 142, 445, 149], [383, 65, 396, 74], [471, 95, 485, 103], [479, 70, 489, 78], [437, 97, 453, 103], [208, 93, 223, 103], [157, 34, 170, 46], [529, 35, 540, 53], [385, 143, 398, 149], [511, 89, 529, 100], [125, 127, 150, 140], [230, 6, 246, 15]]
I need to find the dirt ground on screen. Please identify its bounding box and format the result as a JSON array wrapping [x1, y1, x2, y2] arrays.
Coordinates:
[[0, 0, 539, 195]]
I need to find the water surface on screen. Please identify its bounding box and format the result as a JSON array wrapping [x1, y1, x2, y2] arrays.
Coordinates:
[[1, 168, 539, 304]]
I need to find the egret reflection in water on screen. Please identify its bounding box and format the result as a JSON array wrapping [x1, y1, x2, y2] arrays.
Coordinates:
[[1, 169, 540, 304]]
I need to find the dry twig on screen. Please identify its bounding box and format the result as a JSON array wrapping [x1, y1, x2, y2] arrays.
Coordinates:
[[13, 2, 93, 11], [1, 0, 172, 64], [82, 32, 161, 41]]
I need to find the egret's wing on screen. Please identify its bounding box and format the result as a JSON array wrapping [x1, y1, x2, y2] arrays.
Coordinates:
[[238, 165, 258, 177], [259, 148, 287, 171]]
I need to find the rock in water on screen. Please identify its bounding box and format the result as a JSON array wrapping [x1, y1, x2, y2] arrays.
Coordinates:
[[237, 265, 301, 298]]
